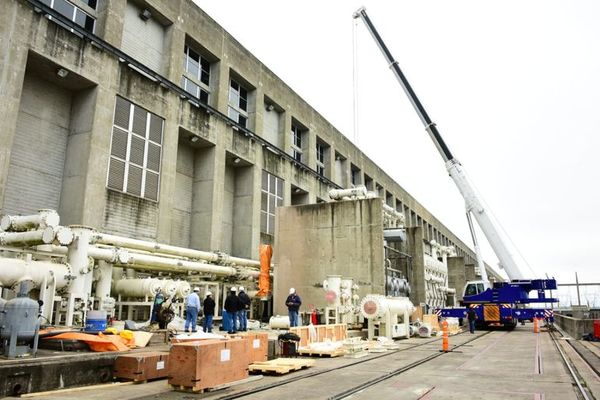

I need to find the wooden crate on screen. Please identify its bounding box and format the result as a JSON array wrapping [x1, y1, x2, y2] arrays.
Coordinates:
[[411, 305, 424, 322], [168, 338, 249, 392], [228, 332, 269, 363], [114, 351, 170, 382], [290, 324, 347, 347], [423, 314, 440, 331]]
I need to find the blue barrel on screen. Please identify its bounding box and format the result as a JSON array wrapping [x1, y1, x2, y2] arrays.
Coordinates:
[[85, 310, 107, 332]]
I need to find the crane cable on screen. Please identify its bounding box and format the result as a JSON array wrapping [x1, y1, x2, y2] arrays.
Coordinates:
[[352, 16, 359, 146]]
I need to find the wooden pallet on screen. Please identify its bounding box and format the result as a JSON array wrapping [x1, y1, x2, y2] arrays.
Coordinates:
[[170, 375, 263, 393], [248, 358, 315, 374], [297, 347, 345, 358]]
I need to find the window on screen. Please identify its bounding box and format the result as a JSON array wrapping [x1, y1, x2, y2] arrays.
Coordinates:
[[228, 79, 248, 128], [351, 164, 361, 186], [107, 97, 163, 201], [182, 45, 210, 104], [40, 0, 96, 33], [316, 142, 325, 176], [261, 171, 284, 235], [291, 123, 303, 162], [364, 174, 373, 191]]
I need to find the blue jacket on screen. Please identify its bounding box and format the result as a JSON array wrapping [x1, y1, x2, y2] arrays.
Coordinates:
[[285, 293, 301, 312]]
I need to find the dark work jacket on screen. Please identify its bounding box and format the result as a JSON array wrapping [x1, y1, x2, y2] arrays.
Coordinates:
[[285, 294, 302, 312], [238, 291, 251, 310], [467, 309, 477, 321], [203, 296, 215, 315], [224, 293, 240, 313]]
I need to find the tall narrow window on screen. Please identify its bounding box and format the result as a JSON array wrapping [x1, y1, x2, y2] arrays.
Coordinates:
[[182, 45, 211, 104], [261, 171, 284, 235], [316, 142, 325, 176], [291, 123, 303, 162], [107, 97, 163, 201], [228, 79, 248, 128]]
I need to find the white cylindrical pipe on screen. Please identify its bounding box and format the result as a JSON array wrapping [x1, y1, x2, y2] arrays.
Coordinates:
[[95, 260, 113, 300], [0, 209, 60, 232], [66, 226, 93, 295], [161, 279, 177, 297], [269, 315, 291, 329], [174, 280, 191, 298], [119, 252, 239, 276], [323, 275, 342, 307], [328, 186, 368, 200], [0, 227, 56, 246], [35, 244, 253, 277], [114, 278, 162, 297], [360, 294, 415, 319], [0, 257, 70, 289], [92, 232, 260, 268]]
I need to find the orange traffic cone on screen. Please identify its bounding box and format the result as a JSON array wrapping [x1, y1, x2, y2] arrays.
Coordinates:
[[533, 317, 539, 333], [441, 319, 450, 352]]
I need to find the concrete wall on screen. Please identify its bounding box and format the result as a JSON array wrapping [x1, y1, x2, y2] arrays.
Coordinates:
[[447, 256, 467, 303], [555, 314, 596, 340], [273, 199, 385, 316]]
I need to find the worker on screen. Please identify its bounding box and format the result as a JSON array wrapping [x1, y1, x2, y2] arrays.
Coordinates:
[[150, 292, 165, 328], [466, 305, 477, 334], [184, 287, 201, 333], [202, 291, 215, 333], [224, 287, 240, 334], [238, 286, 251, 331], [285, 288, 302, 327]]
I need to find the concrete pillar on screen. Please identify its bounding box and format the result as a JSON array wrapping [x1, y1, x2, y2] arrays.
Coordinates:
[[0, 3, 28, 212], [406, 226, 426, 306], [232, 165, 255, 258], [447, 256, 467, 302]]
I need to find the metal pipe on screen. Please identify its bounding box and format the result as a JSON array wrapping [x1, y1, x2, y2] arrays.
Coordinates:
[[0, 228, 56, 246], [0, 209, 60, 232], [92, 232, 260, 268], [0, 257, 71, 289], [95, 260, 113, 300], [35, 244, 254, 277]]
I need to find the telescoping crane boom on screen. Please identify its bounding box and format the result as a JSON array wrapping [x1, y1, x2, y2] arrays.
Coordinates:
[[353, 7, 557, 327]]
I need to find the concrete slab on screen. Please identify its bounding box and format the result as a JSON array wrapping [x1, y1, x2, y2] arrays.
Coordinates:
[[24, 326, 599, 400]]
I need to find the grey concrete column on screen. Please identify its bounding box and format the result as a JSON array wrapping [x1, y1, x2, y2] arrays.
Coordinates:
[[447, 256, 466, 302], [0, 3, 28, 211], [232, 165, 256, 258], [406, 226, 426, 306]]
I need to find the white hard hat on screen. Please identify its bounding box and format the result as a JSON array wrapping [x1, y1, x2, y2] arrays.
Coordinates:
[[289, 287, 296, 294], [231, 287, 237, 292], [238, 286, 245, 292], [193, 287, 200, 292], [206, 291, 212, 296]]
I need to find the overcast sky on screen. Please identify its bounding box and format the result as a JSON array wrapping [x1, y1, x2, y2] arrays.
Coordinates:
[[194, 1, 600, 293]]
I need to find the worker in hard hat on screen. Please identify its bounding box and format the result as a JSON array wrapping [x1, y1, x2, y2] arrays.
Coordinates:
[[184, 287, 201, 333], [285, 288, 302, 327], [224, 287, 240, 334], [202, 291, 215, 333], [238, 286, 251, 331]]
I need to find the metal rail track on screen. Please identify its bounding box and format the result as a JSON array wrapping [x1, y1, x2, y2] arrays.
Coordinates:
[[216, 331, 491, 400], [549, 327, 598, 400], [327, 331, 491, 400]]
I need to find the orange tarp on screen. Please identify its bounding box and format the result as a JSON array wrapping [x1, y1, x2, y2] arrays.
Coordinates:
[[43, 332, 134, 352], [256, 244, 272, 298]]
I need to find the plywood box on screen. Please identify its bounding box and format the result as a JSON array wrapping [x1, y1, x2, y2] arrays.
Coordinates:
[[229, 332, 269, 363], [168, 338, 249, 391], [290, 324, 347, 347], [114, 351, 170, 381]]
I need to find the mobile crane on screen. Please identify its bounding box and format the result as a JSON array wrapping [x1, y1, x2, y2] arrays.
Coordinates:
[[353, 7, 557, 328]]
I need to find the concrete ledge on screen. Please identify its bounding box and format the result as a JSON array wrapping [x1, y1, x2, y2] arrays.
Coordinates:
[[555, 313, 596, 339]]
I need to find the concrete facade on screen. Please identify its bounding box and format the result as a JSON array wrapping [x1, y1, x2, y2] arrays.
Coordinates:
[[273, 199, 385, 315], [1, 0, 495, 279]]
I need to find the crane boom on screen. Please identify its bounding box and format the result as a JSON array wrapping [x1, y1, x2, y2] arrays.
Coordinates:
[[353, 7, 526, 281]]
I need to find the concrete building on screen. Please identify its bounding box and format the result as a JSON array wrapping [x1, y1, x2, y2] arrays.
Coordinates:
[[1, 0, 499, 299]]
